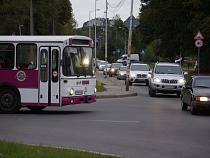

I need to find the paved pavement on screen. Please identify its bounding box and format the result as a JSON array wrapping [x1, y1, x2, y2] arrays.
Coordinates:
[[95, 71, 137, 99]]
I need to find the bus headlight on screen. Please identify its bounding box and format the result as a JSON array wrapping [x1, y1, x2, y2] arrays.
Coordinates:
[[69, 88, 74, 95], [82, 58, 89, 67]]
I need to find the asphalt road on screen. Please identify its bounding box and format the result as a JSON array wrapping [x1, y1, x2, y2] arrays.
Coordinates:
[[0, 75, 210, 158]]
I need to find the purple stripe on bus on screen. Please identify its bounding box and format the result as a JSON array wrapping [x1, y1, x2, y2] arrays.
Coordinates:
[[82, 80, 89, 85], [0, 70, 38, 88]]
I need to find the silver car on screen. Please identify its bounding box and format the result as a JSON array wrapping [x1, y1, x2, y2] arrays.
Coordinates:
[[117, 66, 127, 80], [148, 62, 188, 97]]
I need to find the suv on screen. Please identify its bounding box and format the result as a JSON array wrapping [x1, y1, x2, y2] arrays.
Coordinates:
[[128, 63, 150, 86], [148, 62, 187, 97]]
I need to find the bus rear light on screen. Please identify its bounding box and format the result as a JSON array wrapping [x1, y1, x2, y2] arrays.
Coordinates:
[[63, 80, 68, 83]]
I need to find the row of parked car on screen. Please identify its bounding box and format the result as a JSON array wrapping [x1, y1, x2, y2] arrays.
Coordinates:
[[97, 59, 210, 115]]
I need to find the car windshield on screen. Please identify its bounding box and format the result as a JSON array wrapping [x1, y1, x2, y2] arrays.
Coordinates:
[[112, 63, 122, 68], [194, 78, 210, 88], [100, 61, 106, 65], [131, 65, 150, 71], [120, 66, 127, 71], [155, 66, 182, 74]]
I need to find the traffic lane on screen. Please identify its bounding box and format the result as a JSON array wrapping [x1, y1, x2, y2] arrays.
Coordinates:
[[0, 96, 210, 158]]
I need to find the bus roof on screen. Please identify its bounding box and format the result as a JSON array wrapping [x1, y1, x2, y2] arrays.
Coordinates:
[[0, 35, 92, 43]]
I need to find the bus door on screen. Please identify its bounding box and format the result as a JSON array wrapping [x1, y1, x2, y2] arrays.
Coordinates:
[[39, 47, 60, 106]]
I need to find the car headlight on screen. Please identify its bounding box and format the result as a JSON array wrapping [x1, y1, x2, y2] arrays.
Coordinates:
[[111, 68, 115, 72], [69, 88, 74, 95], [178, 78, 185, 84], [120, 72, 125, 75], [196, 97, 209, 102], [153, 77, 161, 83], [130, 74, 136, 77]]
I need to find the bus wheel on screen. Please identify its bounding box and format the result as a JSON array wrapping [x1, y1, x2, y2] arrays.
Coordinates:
[[27, 106, 46, 112], [0, 88, 20, 114]]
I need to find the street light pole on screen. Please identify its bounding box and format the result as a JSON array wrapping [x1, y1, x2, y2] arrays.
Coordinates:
[[89, 9, 100, 38], [94, 0, 97, 70]]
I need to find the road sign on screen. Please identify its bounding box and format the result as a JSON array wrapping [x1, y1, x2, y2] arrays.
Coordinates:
[[195, 39, 203, 48], [194, 31, 204, 40], [141, 50, 146, 55], [124, 15, 140, 30]]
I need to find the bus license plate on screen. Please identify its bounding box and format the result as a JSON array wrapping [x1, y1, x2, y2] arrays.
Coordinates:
[[75, 90, 83, 95]]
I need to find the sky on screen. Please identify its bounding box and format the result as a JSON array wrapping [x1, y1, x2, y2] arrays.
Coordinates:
[[70, 0, 141, 28]]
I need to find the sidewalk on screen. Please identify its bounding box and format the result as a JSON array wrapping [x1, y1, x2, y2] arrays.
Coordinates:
[[95, 71, 137, 99]]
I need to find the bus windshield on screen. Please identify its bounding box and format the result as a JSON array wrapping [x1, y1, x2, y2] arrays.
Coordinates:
[[63, 46, 93, 76]]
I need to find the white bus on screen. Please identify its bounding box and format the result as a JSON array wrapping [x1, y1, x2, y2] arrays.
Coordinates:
[[0, 35, 96, 113]]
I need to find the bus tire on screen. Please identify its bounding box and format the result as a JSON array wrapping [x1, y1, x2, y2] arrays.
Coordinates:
[[27, 106, 46, 112], [0, 88, 20, 114]]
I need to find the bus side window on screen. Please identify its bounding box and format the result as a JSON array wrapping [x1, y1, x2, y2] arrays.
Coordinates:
[[16, 44, 37, 70], [0, 44, 14, 70]]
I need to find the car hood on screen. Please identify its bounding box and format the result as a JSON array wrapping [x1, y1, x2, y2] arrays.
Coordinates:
[[130, 70, 149, 74], [193, 88, 210, 96], [154, 74, 184, 79]]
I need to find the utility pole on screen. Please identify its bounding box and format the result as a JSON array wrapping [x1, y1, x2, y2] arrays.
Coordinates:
[[126, 0, 134, 91], [30, 0, 34, 35], [105, 0, 108, 78]]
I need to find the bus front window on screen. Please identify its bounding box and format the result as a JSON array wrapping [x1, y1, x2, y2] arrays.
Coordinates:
[[63, 46, 93, 76]]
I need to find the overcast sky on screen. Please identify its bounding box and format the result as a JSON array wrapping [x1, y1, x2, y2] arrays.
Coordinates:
[[70, 0, 141, 28]]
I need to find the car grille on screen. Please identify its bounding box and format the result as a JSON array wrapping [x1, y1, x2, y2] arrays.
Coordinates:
[[161, 79, 178, 84], [137, 74, 147, 78]]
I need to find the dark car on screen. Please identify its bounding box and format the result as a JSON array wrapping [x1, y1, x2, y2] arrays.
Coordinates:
[[181, 75, 210, 115], [109, 63, 123, 77]]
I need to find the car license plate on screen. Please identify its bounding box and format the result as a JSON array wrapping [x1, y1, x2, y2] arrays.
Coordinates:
[[164, 85, 174, 89], [75, 90, 83, 95]]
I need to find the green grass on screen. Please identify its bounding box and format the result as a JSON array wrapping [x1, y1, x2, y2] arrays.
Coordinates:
[[0, 140, 122, 158], [96, 80, 106, 92]]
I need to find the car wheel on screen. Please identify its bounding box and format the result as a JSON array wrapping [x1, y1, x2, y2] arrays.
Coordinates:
[[190, 102, 197, 115], [0, 88, 20, 114], [150, 88, 156, 97], [181, 97, 188, 110], [177, 92, 181, 98]]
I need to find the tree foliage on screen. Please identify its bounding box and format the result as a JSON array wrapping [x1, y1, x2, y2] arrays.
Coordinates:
[[137, 0, 210, 72], [0, 0, 75, 35]]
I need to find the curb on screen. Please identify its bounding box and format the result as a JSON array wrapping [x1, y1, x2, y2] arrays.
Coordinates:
[[96, 92, 137, 99]]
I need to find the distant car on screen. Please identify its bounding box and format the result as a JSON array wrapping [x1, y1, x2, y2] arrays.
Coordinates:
[[98, 61, 108, 71], [109, 63, 123, 77], [128, 63, 150, 86], [103, 63, 111, 75], [181, 75, 210, 115], [117, 66, 127, 80]]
